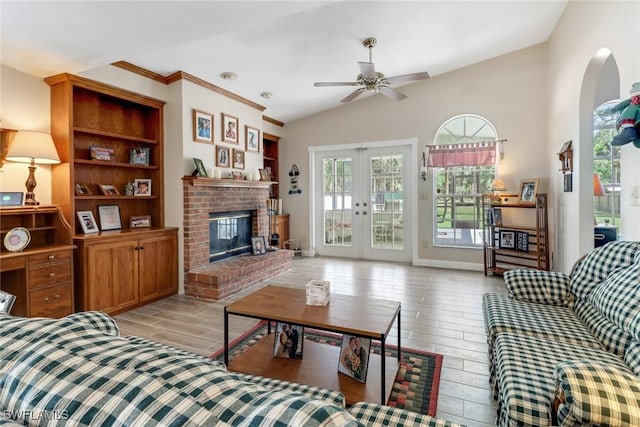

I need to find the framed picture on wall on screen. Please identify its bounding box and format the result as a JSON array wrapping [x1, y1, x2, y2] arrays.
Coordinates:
[[193, 109, 213, 144], [216, 146, 230, 168], [232, 149, 245, 170], [245, 126, 260, 152], [222, 113, 239, 144]]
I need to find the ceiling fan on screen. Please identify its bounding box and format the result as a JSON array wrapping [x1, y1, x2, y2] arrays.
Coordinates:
[[314, 37, 430, 103]]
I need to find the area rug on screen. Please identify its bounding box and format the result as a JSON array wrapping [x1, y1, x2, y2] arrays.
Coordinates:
[[211, 321, 442, 416]]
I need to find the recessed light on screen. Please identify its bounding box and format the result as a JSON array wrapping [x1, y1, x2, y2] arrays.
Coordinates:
[[260, 91, 272, 99], [220, 72, 237, 81]]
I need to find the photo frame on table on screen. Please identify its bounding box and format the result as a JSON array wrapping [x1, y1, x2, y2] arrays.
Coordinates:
[[90, 146, 115, 162], [259, 168, 271, 181], [499, 230, 516, 249], [3, 227, 31, 252], [221, 113, 239, 144], [130, 147, 150, 165], [77, 211, 99, 234], [193, 109, 213, 144], [273, 322, 304, 359], [491, 207, 503, 226], [216, 146, 230, 168], [99, 184, 120, 196], [251, 236, 267, 255], [97, 205, 121, 231], [232, 149, 245, 170], [130, 215, 151, 229], [337, 334, 371, 383], [231, 171, 243, 180], [134, 178, 152, 196], [0, 191, 24, 206], [516, 231, 529, 252], [0, 291, 16, 314], [518, 179, 539, 205], [245, 126, 260, 152], [74, 183, 92, 196], [193, 158, 208, 177]]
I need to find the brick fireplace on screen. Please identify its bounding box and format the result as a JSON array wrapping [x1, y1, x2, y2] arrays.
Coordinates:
[[183, 177, 293, 300]]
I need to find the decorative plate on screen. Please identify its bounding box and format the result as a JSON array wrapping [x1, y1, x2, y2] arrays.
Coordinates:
[[3, 227, 31, 252]]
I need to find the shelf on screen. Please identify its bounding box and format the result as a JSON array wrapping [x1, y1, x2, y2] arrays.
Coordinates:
[[74, 159, 160, 170], [493, 248, 541, 259], [75, 195, 159, 200], [490, 203, 536, 209], [493, 226, 537, 232], [74, 126, 159, 144]]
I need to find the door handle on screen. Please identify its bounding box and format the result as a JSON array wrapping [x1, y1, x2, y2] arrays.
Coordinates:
[[355, 211, 360, 215], [362, 210, 368, 215]]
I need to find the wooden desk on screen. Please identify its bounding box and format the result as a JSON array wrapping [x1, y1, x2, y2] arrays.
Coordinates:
[[0, 206, 75, 317]]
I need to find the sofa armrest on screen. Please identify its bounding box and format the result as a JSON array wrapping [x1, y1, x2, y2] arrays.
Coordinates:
[[554, 360, 640, 426], [503, 269, 571, 306], [64, 311, 120, 336], [348, 402, 465, 427]]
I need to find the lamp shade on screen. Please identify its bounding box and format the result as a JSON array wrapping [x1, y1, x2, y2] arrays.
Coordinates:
[[593, 173, 606, 196], [6, 131, 60, 164], [490, 178, 506, 192]]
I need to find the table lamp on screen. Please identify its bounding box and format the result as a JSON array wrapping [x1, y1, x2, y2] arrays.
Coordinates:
[[5, 131, 60, 206], [593, 173, 606, 225], [490, 178, 506, 203]]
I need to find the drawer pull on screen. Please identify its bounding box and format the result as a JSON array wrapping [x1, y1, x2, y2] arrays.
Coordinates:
[[43, 294, 61, 303], [48, 255, 55, 260], [49, 272, 56, 278]]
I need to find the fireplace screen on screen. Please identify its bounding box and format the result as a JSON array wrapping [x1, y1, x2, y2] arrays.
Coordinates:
[[209, 210, 253, 262]]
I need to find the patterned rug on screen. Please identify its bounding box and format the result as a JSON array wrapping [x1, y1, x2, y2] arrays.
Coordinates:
[[212, 321, 443, 416]]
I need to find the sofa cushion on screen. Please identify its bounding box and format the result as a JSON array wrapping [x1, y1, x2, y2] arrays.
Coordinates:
[[64, 311, 120, 336], [624, 341, 640, 377], [574, 299, 633, 356], [570, 240, 640, 301], [588, 262, 640, 332], [494, 333, 631, 427], [503, 269, 571, 306], [348, 402, 464, 427]]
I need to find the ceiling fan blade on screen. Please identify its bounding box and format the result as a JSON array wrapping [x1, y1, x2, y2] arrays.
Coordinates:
[[378, 87, 407, 101], [341, 87, 366, 103], [358, 62, 376, 80], [384, 71, 430, 85], [314, 81, 358, 87]]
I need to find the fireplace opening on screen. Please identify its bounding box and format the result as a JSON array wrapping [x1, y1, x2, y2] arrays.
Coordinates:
[[209, 210, 253, 262]]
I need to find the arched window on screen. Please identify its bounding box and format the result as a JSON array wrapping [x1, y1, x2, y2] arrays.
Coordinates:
[[431, 114, 497, 247], [593, 100, 621, 229]]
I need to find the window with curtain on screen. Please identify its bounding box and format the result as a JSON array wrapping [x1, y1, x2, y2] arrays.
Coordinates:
[[593, 100, 621, 228], [431, 114, 497, 248]]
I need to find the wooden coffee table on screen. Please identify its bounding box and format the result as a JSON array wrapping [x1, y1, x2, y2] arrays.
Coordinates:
[[223, 285, 401, 405]]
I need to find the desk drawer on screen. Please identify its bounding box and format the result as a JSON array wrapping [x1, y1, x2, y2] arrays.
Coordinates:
[[29, 250, 71, 267], [28, 261, 71, 289], [1, 256, 25, 272], [29, 282, 72, 318]]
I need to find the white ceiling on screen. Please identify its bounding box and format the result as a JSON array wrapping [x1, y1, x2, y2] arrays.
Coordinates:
[[1, 1, 568, 123]]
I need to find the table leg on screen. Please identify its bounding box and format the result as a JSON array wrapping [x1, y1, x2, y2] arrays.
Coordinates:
[[224, 307, 229, 366], [397, 308, 401, 361], [381, 336, 386, 404]]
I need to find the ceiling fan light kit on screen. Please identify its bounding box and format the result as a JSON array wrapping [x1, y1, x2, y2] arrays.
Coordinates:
[[314, 37, 429, 103]]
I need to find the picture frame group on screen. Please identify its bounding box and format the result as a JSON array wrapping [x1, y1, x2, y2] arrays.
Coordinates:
[[273, 322, 304, 359], [499, 229, 529, 252], [338, 334, 371, 383]]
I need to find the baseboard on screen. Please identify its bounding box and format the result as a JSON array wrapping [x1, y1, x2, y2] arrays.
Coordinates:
[[412, 258, 484, 272]]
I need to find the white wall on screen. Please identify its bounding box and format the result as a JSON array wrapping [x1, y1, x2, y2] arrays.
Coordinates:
[[547, 0, 640, 271], [281, 44, 549, 269]]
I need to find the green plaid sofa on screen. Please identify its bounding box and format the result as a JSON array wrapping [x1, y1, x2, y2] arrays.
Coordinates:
[[483, 240, 640, 426], [0, 312, 462, 427]]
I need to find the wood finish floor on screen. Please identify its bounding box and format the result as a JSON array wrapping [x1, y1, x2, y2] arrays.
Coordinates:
[[114, 256, 506, 426]]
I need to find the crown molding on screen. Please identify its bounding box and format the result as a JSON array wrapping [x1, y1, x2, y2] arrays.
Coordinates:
[[262, 115, 284, 127]]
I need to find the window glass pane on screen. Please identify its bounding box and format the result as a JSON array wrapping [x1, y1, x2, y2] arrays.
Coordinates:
[[593, 100, 621, 229], [323, 157, 352, 247], [371, 154, 404, 250]]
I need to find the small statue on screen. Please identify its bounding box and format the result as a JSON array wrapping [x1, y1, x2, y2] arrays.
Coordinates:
[[610, 82, 640, 148], [125, 181, 135, 196]]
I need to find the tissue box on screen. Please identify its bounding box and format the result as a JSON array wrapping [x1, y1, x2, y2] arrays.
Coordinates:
[[306, 280, 330, 306]]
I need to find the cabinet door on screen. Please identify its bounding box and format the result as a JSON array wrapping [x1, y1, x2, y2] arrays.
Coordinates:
[[86, 240, 138, 313], [275, 215, 289, 249], [138, 232, 178, 302]]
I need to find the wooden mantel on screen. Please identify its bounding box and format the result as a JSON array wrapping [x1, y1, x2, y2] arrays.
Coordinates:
[[182, 176, 276, 189]]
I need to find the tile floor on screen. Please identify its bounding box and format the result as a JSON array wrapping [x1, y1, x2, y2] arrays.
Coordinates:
[[114, 256, 506, 426]]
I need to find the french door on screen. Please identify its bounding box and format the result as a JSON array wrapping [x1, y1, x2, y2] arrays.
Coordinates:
[[312, 143, 413, 262]]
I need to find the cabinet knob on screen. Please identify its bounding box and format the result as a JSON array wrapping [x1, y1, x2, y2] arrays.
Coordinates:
[[43, 294, 60, 303], [48, 255, 55, 260], [48, 272, 55, 278]]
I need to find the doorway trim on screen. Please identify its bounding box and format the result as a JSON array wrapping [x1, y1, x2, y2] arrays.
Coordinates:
[[308, 138, 418, 261]]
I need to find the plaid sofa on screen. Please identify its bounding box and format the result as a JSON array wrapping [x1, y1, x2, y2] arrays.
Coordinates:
[[0, 312, 462, 427], [483, 241, 640, 426]]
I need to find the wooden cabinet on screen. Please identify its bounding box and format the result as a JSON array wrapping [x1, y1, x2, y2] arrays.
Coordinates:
[[74, 228, 178, 315], [274, 214, 290, 249], [263, 133, 280, 198], [483, 193, 549, 275], [0, 206, 74, 317]]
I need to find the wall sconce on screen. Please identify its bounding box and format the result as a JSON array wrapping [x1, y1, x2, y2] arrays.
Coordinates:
[[5, 131, 60, 205], [419, 152, 427, 181]]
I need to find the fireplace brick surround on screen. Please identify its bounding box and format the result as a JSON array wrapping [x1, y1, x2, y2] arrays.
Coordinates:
[[183, 177, 293, 300]]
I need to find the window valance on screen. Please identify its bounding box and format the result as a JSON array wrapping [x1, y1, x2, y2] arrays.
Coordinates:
[[426, 140, 502, 168]]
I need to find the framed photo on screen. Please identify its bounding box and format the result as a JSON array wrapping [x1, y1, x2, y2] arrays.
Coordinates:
[[518, 179, 539, 205], [216, 146, 230, 168], [130, 147, 150, 165], [0, 291, 16, 314], [222, 113, 239, 144], [251, 236, 267, 255], [499, 230, 516, 249], [193, 109, 213, 144], [3, 227, 31, 252], [232, 171, 244, 180], [245, 126, 260, 152], [563, 173, 572, 193], [338, 334, 371, 383], [273, 322, 304, 359], [77, 210, 99, 234], [492, 207, 503, 226], [232, 149, 245, 170], [134, 178, 152, 196], [130, 215, 151, 228], [193, 157, 207, 177], [98, 205, 121, 231], [0, 191, 24, 206], [259, 168, 271, 181], [74, 183, 92, 196], [90, 146, 115, 162], [516, 231, 529, 252], [99, 184, 120, 196]]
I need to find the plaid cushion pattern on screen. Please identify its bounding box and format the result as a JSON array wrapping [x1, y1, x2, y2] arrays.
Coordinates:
[[570, 241, 640, 301], [573, 299, 632, 356], [555, 360, 640, 426], [503, 269, 571, 306], [624, 341, 640, 377], [494, 333, 630, 427], [238, 373, 345, 407], [588, 262, 640, 333], [63, 310, 120, 336], [347, 402, 465, 427]]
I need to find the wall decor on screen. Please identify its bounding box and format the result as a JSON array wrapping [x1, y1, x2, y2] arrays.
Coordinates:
[[245, 126, 260, 152], [558, 140, 573, 173], [74, 183, 92, 196], [216, 146, 230, 168], [222, 113, 239, 144], [99, 184, 120, 196], [193, 109, 213, 144], [518, 178, 539, 205], [130, 214, 152, 228], [98, 205, 121, 231], [77, 210, 99, 234], [564, 173, 573, 192], [193, 158, 207, 177], [232, 149, 245, 170], [90, 146, 115, 162], [130, 147, 150, 165], [134, 178, 152, 196]]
